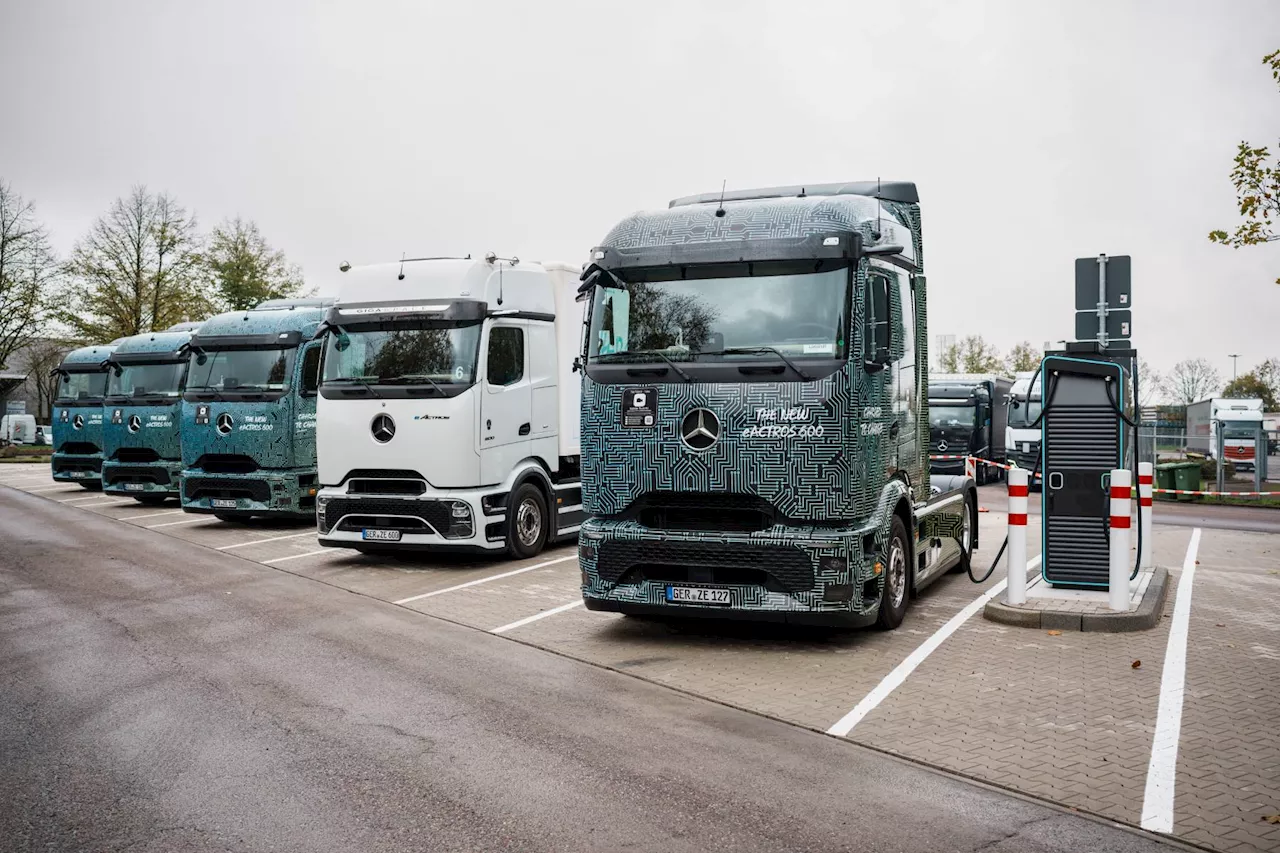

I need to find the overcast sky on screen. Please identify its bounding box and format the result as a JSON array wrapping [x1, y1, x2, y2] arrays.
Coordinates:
[[2, 0, 1277, 383]]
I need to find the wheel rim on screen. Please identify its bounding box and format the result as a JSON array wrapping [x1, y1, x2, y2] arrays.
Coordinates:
[[962, 502, 972, 554], [516, 497, 542, 548], [888, 538, 907, 608]]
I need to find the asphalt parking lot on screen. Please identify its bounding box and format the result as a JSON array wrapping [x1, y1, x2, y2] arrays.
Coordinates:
[[4, 462, 1278, 853]]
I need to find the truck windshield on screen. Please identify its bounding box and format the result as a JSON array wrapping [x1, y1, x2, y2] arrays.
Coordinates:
[[323, 326, 482, 386], [1008, 399, 1042, 428], [187, 347, 294, 392], [587, 269, 849, 361], [929, 405, 975, 428], [56, 370, 108, 401], [107, 362, 186, 399]]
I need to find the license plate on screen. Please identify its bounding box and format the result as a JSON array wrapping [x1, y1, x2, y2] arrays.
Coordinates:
[[70, 471, 90, 478], [123, 483, 145, 491], [666, 585, 731, 605], [363, 528, 401, 542], [211, 498, 237, 509]]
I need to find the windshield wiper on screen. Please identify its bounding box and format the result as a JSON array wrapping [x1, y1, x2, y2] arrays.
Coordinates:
[[382, 374, 449, 395], [185, 385, 227, 401], [326, 376, 383, 398], [700, 347, 814, 382], [597, 350, 693, 383]]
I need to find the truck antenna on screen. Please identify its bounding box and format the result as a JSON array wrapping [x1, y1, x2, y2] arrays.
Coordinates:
[[714, 179, 727, 218], [397, 252, 406, 281]]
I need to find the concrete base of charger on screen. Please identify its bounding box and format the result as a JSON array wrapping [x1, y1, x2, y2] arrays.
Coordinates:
[[983, 566, 1169, 632]]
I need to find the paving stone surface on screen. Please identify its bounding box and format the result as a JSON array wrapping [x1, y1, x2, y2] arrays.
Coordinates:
[[5, 464, 1280, 853]]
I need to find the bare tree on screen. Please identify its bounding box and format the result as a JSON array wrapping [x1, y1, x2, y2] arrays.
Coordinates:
[[938, 335, 1002, 373], [206, 216, 308, 311], [18, 339, 73, 422], [1136, 358, 1162, 407], [1160, 358, 1222, 404], [0, 180, 56, 368], [60, 185, 213, 342], [1004, 341, 1041, 373]]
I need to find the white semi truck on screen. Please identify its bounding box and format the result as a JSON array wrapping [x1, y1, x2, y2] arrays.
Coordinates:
[[1186, 397, 1265, 471], [1006, 370, 1042, 482], [314, 255, 586, 558]]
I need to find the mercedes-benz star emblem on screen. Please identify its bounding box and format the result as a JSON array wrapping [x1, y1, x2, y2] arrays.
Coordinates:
[[127, 414, 142, 433], [216, 413, 234, 436], [680, 408, 720, 451], [371, 413, 396, 444], [937, 439, 948, 453], [72, 414, 84, 430]]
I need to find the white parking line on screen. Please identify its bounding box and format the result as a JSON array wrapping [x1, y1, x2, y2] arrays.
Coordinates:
[[76, 499, 136, 508], [826, 554, 1042, 738], [218, 532, 315, 551], [394, 554, 578, 605], [58, 494, 113, 503], [122, 509, 184, 522], [262, 549, 329, 564], [491, 600, 584, 634], [1141, 528, 1202, 834], [26, 484, 82, 493], [147, 517, 209, 529]]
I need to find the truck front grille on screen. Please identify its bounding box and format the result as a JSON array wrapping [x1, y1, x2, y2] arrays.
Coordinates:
[[323, 497, 451, 534], [114, 447, 160, 463], [105, 465, 170, 486], [596, 539, 815, 593], [192, 454, 260, 474], [53, 457, 101, 474], [622, 492, 777, 533], [59, 442, 100, 456], [184, 476, 271, 503]]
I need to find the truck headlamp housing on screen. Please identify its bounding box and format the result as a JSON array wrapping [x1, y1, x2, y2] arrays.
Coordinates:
[[445, 500, 473, 539]]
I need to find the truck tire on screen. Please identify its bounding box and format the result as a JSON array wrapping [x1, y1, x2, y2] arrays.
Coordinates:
[[506, 482, 548, 559], [79, 481, 102, 491], [951, 494, 975, 574], [875, 515, 911, 630], [133, 495, 168, 506]]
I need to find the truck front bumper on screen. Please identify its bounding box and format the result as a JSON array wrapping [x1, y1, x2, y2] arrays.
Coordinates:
[[102, 459, 182, 497], [315, 487, 503, 552], [51, 452, 102, 482], [578, 517, 883, 628], [181, 469, 318, 518]]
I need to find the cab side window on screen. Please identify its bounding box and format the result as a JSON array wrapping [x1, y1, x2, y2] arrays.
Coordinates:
[[487, 328, 524, 386], [301, 345, 322, 395]]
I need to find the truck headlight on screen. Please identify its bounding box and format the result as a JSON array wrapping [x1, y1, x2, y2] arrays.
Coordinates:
[[445, 501, 473, 539]]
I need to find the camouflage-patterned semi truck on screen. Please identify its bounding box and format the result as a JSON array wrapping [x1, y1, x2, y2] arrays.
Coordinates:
[[179, 300, 331, 520], [576, 181, 978, 629], [101, 326, 200, 504], [50, 341, 120, 489]]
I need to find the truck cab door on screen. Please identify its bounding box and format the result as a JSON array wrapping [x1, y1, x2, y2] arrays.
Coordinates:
[[479, 321, 533, 484], [293, 341, 322, 468]]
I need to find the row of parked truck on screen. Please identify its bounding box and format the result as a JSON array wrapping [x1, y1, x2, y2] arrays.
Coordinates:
[[50, 180, 991, 630]]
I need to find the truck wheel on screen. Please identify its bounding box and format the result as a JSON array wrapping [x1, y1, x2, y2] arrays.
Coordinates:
[[80, 481, 102, 491], [951, 495, 975, 574], [875, 516, 911, 630], [134, 495, 168, 506], [506, 482, 548, 559], [214, 513, 243, 523]]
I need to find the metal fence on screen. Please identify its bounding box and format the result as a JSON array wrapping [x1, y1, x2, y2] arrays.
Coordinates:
[[1135, 428, 1280, 487]]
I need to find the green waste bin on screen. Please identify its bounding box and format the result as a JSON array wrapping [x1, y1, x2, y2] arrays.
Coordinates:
[[1154, 463, 1177, 501], [1171, 461, 1201, 501]]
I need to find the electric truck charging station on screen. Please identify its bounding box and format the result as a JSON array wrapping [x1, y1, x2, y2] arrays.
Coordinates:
[[1039, 352, 1128, 586]]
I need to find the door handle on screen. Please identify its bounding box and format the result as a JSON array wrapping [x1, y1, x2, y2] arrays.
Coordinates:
[[889, 421, 900, 439], [518, 423, 531, 436]]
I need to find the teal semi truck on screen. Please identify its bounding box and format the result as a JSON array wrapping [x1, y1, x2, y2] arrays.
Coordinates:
[[576, 181, 977, 629], [50, 341, 121, 488], [179, 299, 331, 520], [101, 325, 201, 503]]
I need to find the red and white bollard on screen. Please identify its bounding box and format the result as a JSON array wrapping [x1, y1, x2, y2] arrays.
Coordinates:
[[965, 456, 976, 481], [1006, 468, 1029, 605], [1138, 462, 1153, 570], [1109, 469, 1132, 612]]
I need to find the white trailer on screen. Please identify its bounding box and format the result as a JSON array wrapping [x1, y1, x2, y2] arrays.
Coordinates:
[[1186, 397, 1264, 470], [314, 255, 586, 558]]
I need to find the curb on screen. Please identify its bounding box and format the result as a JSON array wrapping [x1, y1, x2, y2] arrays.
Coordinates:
[[982, 566, 1169, 632]]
